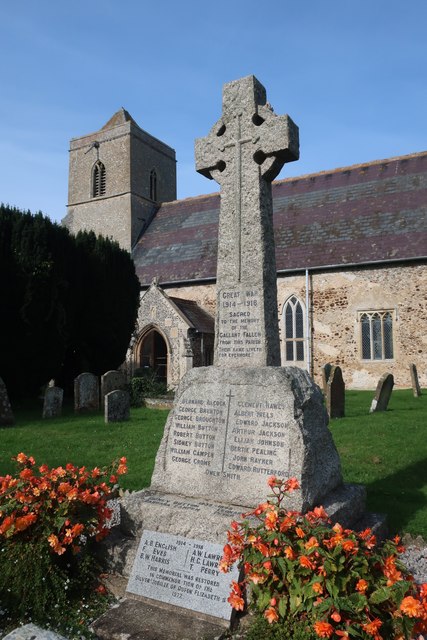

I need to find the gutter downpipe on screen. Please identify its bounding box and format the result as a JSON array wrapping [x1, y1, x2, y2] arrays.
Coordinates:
[[305, 269, 311, 377]]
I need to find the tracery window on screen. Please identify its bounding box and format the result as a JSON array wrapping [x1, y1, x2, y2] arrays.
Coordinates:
[[283, 296, 305, 362], [359, 311, 394, 360], [150, 169, 157, 201], [92, 161, 106, 197]]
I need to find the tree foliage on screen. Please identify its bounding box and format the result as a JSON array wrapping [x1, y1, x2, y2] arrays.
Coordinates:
[[0, 205, 140, 398]]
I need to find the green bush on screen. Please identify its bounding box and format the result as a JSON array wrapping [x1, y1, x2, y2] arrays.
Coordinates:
[[129, 369, 168, 406], [0, 454, 127, 636]]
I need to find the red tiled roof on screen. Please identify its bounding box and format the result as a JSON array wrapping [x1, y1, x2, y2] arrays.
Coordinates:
[[132, 151, 427, 286]]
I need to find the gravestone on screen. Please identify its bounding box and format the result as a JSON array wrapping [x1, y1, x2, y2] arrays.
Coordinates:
[[409, 364, 422, 397], [0, 376, 14, 426], [101, 76, 367, 637], [321, 362, 332, 395], [105, 389, 130, 423], [326, 365, 345, 418], [370, 373, 394, 413], [74, 372, 99, 413], [101, 369, 126, 407], [42, 385, 64, 419]]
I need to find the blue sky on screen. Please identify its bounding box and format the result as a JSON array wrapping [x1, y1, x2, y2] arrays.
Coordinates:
[[0, 1, 426, 223]]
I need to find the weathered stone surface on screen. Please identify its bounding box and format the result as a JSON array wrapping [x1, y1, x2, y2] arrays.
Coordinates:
[[151, 366, 342, 513], [0, 376, 14, 426], [105, 390, 130, 423], [101, 369, 126, 407], [74, 372, 99, 413], [42, 386, 63, 419], [409, 363, 422, 397], [3, 624, 67, 640], [370, 373, 394, 413], [92, 598, 229, 640], [326, 365, 345, 418], [127, 530, 239, 620], [321, 363, 332, 395], [103, 483, 367, 580], [195, 75, 299, 368]]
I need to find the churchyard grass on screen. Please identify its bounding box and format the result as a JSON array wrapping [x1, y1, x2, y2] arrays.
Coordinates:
[[329, 389, 427, 538], [0, 404, 167, 492], [0, 390, 426, 536]]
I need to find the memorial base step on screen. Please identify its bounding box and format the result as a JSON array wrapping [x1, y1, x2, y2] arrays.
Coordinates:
[[91, 597, 231, 640]]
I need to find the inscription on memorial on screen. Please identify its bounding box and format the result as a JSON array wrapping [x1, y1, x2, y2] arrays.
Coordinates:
[[167, 386, 291, 482], [216, 287, 262, 363], [127, 530, 239, 620]]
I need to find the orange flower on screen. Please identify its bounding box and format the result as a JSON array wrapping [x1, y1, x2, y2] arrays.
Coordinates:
[[117, 463, 127, 475], [228, 581, 244, 611], [400, 596, 423, 618], [265, 509, 278, 531], [248, 572, 267, 584], [312, 582, 323, 594], [267, 475, 277, 488], [14, 513, 37, 532], [305, 536, 319, 549], [284, 477, 299, 492], [19, 468, 33, 480], [342, 539, 358, 554], [355, 578, 368, 593], [0, 514, 15, 535], [313, 621, 334, 638], [264, 607, 279, 624], [299, 555, 316, 570], [362, 618, 382, 635], [331, 611, 341, 622], [284, 546, 296, 560], [296, 526, 306, 538], [16, 453, 28, 464], [47, 534, 66, 555]]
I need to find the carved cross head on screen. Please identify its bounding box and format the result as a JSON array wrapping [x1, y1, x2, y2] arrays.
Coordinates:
[[195, 75, 299, 185]]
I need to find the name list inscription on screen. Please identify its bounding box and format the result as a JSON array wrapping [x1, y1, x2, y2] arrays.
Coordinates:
[[168, 388, 291, 482], [217, 287, 263, 362], [127, 530, 238, 620]]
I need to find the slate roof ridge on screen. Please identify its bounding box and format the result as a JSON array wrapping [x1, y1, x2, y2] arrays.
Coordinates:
[[155, 150, 427, 209], [273, 149, 427, 186]]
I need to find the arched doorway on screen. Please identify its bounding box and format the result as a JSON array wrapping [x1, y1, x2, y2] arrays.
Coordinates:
[[138, 328, 168, 382]]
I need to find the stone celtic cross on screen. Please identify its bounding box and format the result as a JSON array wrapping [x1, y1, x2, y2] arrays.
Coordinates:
[[195, 75, 299, 367]]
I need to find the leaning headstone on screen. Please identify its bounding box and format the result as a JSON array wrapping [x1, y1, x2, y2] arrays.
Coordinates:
[[0, 376, 14, 426], [101, 369, 126, 407], [74, 372, 99, 413], [370, 373, 394, 413], [42, 385, 64, 419], [326, 365, 345, 418], [105, 389, 130, 423], [321, 363, 332, 395], [103, 77, 367, 635], [409, 364, 422, 397]]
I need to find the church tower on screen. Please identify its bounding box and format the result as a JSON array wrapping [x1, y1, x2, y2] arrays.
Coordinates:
[[63, 109, 176, 251]]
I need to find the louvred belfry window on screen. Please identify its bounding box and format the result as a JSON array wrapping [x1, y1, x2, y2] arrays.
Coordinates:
[[283, 296, 305, 362], [150, 169, 157, 201], [92, 161, 106, 197], [360, 311, 394, 360]]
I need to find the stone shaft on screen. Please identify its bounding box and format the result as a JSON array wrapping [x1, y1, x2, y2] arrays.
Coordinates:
[[195, 75, 299, 367]]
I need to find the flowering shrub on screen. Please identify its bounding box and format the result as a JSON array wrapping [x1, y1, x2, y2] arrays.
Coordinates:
[[0, 453, 127, 630], [220, 477, 427, 640]]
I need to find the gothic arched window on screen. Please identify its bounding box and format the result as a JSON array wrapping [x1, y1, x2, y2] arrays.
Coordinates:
[[359, 311, 394, 360], [283, 296, 305, 362], [150, 169, 157, 201], [92, 161, 106, 197]]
